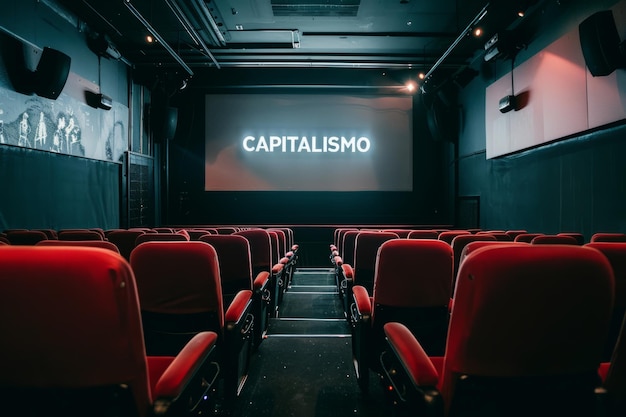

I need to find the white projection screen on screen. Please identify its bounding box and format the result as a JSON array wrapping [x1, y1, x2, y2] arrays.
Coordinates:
[[204, 94, 413, 191]]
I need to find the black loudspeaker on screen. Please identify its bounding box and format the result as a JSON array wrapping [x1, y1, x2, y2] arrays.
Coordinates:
[[425, 90, 459, 143], [152, 106, 178, 142], [579, 10, 624, 77], [34, 47, 71, 99]]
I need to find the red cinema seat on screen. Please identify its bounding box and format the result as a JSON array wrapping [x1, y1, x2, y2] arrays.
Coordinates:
[[268, 230, 290, 307], [134, 232, 188, 246], [592, 233, 626, 243], [36, 239, 121, 253], [34, 228, 59, 239], [130, 241, 254, 400], [233, 228, 277, 344], [407, 230, 440, 240], [342, 231, 398, 317], [585, 242, 626, 362], [106, 229, 147, 260], [58, 229, 104, 241], [351, 239, 453, 391], [214, 227, 237, 235], [513, 232, 545, 243], [6, 230, 48, 245], [450, 234, 497, 285], [199, 233, 269, 350], [438, 230, 471, 245], [381, 244, 614, 417], [153, 227, 175, 233], [0, 246, 219, 417], [557, 232, 585, 245], [531, 234, 579, 245], [383, 229, 413, 238], [504, 230, 528, 240]]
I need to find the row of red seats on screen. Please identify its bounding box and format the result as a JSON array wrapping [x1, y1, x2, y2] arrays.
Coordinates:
[[0, 226, 299, 407], [0, 245, 219, 417], [331, 228, 626, 318], [326, 232, 626, 415]]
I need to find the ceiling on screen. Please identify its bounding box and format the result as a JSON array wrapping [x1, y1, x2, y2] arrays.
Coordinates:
[[55, 0, 548, 90]]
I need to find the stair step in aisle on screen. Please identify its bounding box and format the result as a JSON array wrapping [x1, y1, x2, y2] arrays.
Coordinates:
[[226, 267, 393, 417]]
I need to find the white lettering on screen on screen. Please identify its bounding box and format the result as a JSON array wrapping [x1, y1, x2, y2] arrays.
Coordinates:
[[242, 135, 371, 153]]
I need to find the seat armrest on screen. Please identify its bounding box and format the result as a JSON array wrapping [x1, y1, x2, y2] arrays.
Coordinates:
[[341, 263, 353, 280], [333, 255, 343, 266], [352, 285, 372, 317], [598, 362, 610, 384], [225, 290, 253, 324], [152, 331, 219, 400], [253, 271, 270, 291], [272, 263, 284, 274], [383, 322, 439, 387]]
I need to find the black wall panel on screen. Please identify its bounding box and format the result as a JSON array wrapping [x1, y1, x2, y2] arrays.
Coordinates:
[[0, 145, 120, 230]]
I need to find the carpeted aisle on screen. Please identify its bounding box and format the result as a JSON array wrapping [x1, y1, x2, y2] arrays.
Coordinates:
[[225, 267, 394, 417]]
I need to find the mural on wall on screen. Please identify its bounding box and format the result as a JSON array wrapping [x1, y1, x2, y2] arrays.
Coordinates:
[[0, 86, 128, 162]]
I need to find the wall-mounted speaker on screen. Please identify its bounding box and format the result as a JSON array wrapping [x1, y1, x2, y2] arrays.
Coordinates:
[[579, 10, 624, 77], [2, 36, 35, 95], [34, 47, 71, 99], [152, 106, 179, 142], [425, 89, 459, 143]]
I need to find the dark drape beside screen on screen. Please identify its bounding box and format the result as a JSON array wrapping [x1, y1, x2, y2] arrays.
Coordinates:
[[0, 145, 120, 230]]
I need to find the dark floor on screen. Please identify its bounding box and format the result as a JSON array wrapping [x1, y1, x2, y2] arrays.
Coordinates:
[[225, 267, 394, 417]]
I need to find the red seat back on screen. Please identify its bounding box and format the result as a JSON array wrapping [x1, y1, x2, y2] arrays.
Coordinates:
[[513, 232, 544, 243], [36, 239, 121, 253], [442, 244, 614, 415], [373, 239, 453, 356], [199, 234, 253, 302], [130, 241, 224, 354], [107, 230, 147, 260], [531, 234, 579, 245], [353, 231, 399, 292], [407, 230, 439, 239], [450, 234, 497, 286], [6, 230, 48, 245], [134, 232, 188, 246], [58, 230, 103, 241], [592, 233, 626, 243], [234, 229, 273, 276], [438, 230, 471, 245], [585, 242, 626, 361], [0, 246, 150, 414]]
